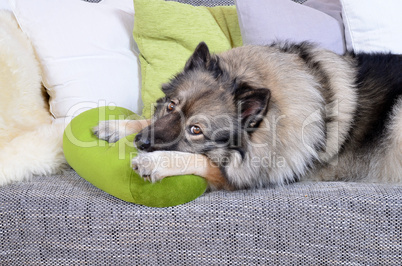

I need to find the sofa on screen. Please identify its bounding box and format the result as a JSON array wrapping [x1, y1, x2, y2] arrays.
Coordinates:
[[1, 0, 401, 264]]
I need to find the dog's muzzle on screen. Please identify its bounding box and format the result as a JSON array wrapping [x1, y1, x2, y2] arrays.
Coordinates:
[[134, 112, 182, 152], [134, 132, 151, 151]]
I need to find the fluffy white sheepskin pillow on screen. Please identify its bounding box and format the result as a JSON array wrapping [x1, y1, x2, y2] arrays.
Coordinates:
[[0, 11, 66, 185]]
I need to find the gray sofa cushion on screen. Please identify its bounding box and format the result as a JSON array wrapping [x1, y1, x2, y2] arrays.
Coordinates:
[[168, 0, 235, 6], [85, 0, 306, 4], [1, 168, 401, 264], [167, 0, 307, 6]]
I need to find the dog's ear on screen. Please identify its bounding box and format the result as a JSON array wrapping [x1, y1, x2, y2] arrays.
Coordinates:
[[184, 42, 224, 78], [184, 42, 211, 71], [234, 85, 271, 129]]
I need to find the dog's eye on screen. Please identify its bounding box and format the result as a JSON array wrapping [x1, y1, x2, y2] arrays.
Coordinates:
[[167, 101, 176, 112], [190, 125, 202, 135]]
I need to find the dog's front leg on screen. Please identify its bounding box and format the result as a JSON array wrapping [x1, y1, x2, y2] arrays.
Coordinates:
[[132, 151, 231, 190], [93, 119, 150, 143]]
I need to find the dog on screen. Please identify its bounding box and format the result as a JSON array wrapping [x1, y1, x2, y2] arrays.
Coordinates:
[[94, 42, 402, 190]]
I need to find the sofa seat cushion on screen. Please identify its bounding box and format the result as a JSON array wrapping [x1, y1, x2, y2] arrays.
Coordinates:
[[1, 168, 401, 264]]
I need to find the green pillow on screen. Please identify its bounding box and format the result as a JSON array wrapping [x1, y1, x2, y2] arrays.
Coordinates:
[[133, 0, 242, 118], [63, 106, 207, 207]]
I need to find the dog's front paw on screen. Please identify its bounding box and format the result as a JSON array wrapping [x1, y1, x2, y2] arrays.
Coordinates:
[[93, 120, 123, 143], [132, 152, 171, 183]]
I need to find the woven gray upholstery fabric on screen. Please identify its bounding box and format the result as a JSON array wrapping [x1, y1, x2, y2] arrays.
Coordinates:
[[1, 168, 401, 265], [168, 0, 234, 6], [82, 0, 102, 3], [83, 0, 306, 5], [167, 0, 307, 6]]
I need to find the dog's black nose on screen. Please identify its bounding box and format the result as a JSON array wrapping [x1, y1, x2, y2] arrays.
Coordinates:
[[135, 133, 151, 151]]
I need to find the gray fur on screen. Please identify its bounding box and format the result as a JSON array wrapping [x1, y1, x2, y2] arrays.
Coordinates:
[[133, 42, 402, 189]]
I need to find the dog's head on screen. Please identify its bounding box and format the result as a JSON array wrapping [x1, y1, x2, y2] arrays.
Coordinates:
[[135, 42, 271, 157]]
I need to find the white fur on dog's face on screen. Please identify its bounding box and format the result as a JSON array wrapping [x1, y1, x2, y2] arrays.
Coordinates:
[[137, 75, 241, 154]]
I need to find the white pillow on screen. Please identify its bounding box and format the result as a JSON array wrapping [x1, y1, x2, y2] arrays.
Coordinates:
[[235, 0, 345, 54], [341, 0, 402, 53], [10, 0, 142, 123], [0, 0, 11, 10]]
